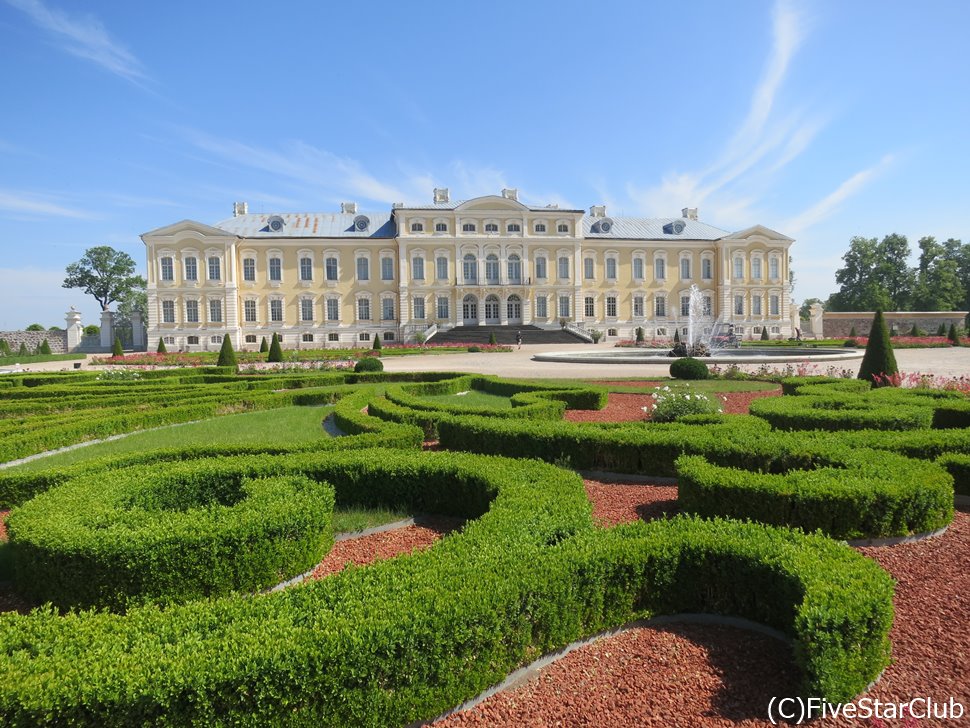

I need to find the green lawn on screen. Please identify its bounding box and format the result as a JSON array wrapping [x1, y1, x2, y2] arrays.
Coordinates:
[[332, 505, 411, 533], [4, 405, 333, 473], [419, 390, 513, 409]]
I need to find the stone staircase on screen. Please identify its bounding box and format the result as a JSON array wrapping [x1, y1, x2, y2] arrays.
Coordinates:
[[428, 325, 587, 346]]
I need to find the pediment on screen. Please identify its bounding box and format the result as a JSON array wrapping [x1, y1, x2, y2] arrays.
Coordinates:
[[141, 219, 237, 239], [726, 224, 794, 242], [455, 195, 529, 212]]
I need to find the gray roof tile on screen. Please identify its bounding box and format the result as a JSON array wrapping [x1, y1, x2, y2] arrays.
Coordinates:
[[582, 216, 728, 241], [214, 212, 396, 239]]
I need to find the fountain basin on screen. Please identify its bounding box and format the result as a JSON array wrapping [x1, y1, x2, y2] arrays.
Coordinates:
[[533, 347, 864, 365]]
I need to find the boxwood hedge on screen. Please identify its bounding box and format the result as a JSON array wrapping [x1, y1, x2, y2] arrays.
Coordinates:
[[0, 449, 892, 724]]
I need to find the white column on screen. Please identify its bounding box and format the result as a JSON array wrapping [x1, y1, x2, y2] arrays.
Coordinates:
[[100, 310, 115, 349], [65, 308, 83, 350]]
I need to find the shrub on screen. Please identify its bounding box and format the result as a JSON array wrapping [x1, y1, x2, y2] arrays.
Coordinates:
[[843, 339, 857, 347], [157, 338, 167, 353], [216, 335, 238, 369], [38, 339, 52, 355], [488, 332, 497, 345], [635, 326, 645, 343], [948, 323, 960, 345], [83, 324, 100, 337], [669, 356, 710, 380], [937, 322, 947, 336], [414, 331, 427, 345], [910, 324, 921, 336], [0, 339, 9, 356], [760, 327, 769, 341], [18, 342, 28, 357], [849, 325, 857, 337], [112, 337, 124, 357], [673, 329, 681, 343], [468, 345, 481, 352], [647, 385, 722, 422], [590, 329, 603, 343], [268, 333, 283, 362], [373, 333, 383, 350], [858, 310, 897, 387], [354, 356, 384, 373], [259, 336, 269, 353]]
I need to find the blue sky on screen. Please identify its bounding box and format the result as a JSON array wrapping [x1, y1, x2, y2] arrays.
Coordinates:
[[1, 0, 968, 329]]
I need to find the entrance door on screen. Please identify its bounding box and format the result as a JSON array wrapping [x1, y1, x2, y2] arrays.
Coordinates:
[[462, 295, 478, 325], [506, 295, 522, 324], [484, 295, 500, 324]]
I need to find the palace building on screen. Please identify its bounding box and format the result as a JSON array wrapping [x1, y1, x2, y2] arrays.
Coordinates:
[[141, 188, 795, 351]]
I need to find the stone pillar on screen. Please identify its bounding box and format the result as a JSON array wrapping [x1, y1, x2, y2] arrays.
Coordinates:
[[130, 311, 145, 349], [99, 310, 115, 349], [809, 303, 824, 339], [790, 306, 800, 338], [65, 307, 83, 351]]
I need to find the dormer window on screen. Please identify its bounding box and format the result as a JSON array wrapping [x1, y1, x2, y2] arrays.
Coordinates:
[[462, 222, 476, 232], [485, 223, 498, 233], [534, 223, 547, 233], [557, 223, 568, 233], [410, 222, 424, 232], [507, 223, 521, 233]]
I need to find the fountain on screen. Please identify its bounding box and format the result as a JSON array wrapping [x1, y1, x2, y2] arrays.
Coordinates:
[[670, 285, 712, 357]]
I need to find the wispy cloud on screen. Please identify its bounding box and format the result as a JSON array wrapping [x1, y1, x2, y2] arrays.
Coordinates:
[[784, 155, 894, 235], [0, 189, 97, 219], [5, 0, 146, 82]]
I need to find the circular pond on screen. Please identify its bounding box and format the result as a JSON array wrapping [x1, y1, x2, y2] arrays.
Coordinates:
[[533, 347, 864, 365]]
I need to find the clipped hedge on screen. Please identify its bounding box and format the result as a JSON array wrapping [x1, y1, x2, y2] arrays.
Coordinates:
[[9, 469, 335, 610], [0, 449, 892, 723], [749, 394, 933, 432], [936, 453, 970, 497]]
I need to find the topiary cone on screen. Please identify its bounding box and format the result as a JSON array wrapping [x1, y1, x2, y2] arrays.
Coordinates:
[[858, 310, 898, 387], [217, 335, 238, 369], [267, 333, 283, 362], [112, 337, 124, 357], [157, 338, 167, 354], [948, 323, 961, 346], [259, 336, 269, 353]]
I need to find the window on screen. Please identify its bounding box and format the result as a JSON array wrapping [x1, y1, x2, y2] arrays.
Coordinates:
[[608, 328, 617, 337], [269, 257, 282, 282], [209, 299, 222, 323], [186, 300, 199, 323], [162, 300, 175, 323], [752, 258, 762, 280], [584, 296, 595, 317], [208, 256, 221, 281], [300, 298, 313, 322], [382, 298, 395, 320], [535, 256, 547, 279], [359, 332, 370, 342], [534, 222, 547, 233], [535, 295, 547, 318], [435, 222, 447, 232], [245, 334, 257, 344], [655, 296, 666, 317], [558, 256, 569, 279], [358, 298, 371, 320], [770, 294, 780, 315], [557, 223, 568, 233], [300, 257, 313, 281], [680, 258, 690, 279], [163, 336, 176, 345], [507, 254, 521, 283], [462, 222, 476, 232], [507, 295, 521, 320], [184, 257, 198, 281], [381, 257, 394, 281], [410, 222, 424, 232], [702, 258, 713, 280], [328, 332, 339, 342], [412, 256, 424, 280], [302, 333, 314, 343], [507, 222, 521, 233], [436, 256, 448, 280], [160, 257, 174, 281], [384, 332, 395, 341], [584, 258, 594, 280], [413, 297, 425, 319], [485, 223, 498, 232], [752, 296, 762, 316], [769, 258, 780, 280], [270, 299, 283, 322], [356, 257, 369, 281], [210, 335, 222, 344], [703, 296, 712, 316], [633, 257, 644, 280], [655, 258, 666, 280], [187, 335, 199, 345], [244, 299, 256, 322], [633, 295, 644, 317], [485, 254, 499, 283], [656, 328, 667, 337], [735, 327, 745, 335], [733, 257, 744, 279], [463, 254, 477, 283], [243, 258, 255, 282], [558, 295, 570, 318], [606, 258, 617, 280], [437, 296, 449, 319], [606, 296, 617, 317], [734, 295, 744, 315], [771, 326, 780, 334], [326, 298, 340, 322]]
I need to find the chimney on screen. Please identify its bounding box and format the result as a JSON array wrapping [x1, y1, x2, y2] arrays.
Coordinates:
[[682, 207, 698, 220], [341, 202, 358, 214], [233, 201, 248, 217], [590, 205, 606, 218], [501, 188, 518, 201], [433, 188, 449, 204]]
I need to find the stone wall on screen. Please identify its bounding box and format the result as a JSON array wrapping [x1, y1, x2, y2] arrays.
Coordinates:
[[821, 311, 968, 338], [0, 330, 70, 354]]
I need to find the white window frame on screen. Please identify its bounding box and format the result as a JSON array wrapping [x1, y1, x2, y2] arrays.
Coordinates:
[[326, 297, 340, 322], [269, 298, 283, 323], [161, 299, 175, 323], [244, 298, 257, 323]]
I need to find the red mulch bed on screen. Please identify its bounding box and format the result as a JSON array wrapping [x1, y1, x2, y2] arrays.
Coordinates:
[[566, 385, 781, 422], [436, 482, 969, 727]]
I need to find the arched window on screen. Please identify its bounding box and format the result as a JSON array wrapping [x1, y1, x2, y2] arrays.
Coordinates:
[[463, 254, 478, 284], [507, 254, 521, 283], [507, 294, 522, 321], [485, 254, 499, 283]]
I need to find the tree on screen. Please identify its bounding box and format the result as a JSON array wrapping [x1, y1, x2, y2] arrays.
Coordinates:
[[157, 338, 167, 354], [259, 337, 269, 353], [635, 326, 645, 343], [875, 233, 915, 309], [84, 325, 100, 337], [18, 342, 29, 357], [25, 323, 44, 331], [63, 246, 146, 311], [827, 235, 913, 311], [0, 339, 10, 356], [373, 333, 383, 350], [760, 326, 769, 341], [217, 336, 238, 368], [799, 298, 822, 320], [858, 310, 898, 387], [112, 337, 124, 357], [912, 236, 966, 311], [948, 323, 961, 346], [267, 333, 283, 362], [38, 339, 52, 355]]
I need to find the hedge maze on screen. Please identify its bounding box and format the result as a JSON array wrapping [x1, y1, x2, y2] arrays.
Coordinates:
[[0, 366, 965, 725]]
